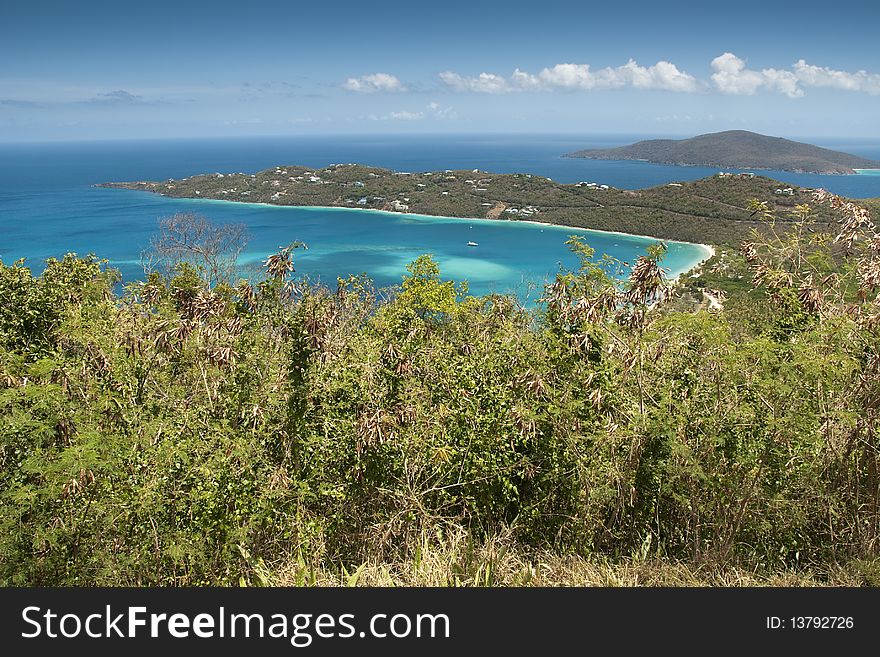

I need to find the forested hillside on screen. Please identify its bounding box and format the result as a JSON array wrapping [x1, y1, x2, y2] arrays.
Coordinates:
[[103, 166, 840, 246], [566, 130, 880, 174]]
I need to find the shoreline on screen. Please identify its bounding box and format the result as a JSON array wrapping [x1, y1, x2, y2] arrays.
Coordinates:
[[107, 187, 716, 282], [151, 192, 717, 255], [667, 243, 715, 283]]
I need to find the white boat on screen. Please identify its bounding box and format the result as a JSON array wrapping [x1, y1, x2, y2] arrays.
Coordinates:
[[467, 241, 478, 247]]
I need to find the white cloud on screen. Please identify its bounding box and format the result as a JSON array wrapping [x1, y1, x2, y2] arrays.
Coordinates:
[[439, 71, 509, 93], [710, 53, 764, 95], [440, 59, 698, 94], [762, 68, 802, 98], [540, 60, 698, 92], [342, 73, 405, 93], [370, 103, 456, 122], [427, 101, 457, 119], [625, 60, 699, 92], [510, 68, 543, 91], [793, 60, 880, 95], [710, 52, 802, 98], [389, 110, 424, 120], [711, 53, 880, 98], [538, 63, 606, 90]]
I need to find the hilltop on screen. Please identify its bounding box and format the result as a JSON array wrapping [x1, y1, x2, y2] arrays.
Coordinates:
[[102, 164, 843, 246], [565, 130, 880, 174]]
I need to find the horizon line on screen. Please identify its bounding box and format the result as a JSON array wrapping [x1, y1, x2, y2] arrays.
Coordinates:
[[3, 129, 880, 147]]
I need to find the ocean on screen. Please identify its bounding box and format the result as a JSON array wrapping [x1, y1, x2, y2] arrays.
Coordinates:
[[1, 134, 878, 301]]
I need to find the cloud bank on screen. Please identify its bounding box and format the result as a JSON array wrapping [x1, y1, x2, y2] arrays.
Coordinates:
[[792, 59, 880, 95], [709, 53, 880, 98], [435, 55, 880, 98], [440, 59, 698, 93]]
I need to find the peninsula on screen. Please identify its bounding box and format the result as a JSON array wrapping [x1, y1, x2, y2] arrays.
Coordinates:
[[565, 130, 880, 174], [102, 164, 840, 246]]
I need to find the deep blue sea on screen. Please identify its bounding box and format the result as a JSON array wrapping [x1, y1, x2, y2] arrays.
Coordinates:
[[1, 133, 878, 302]]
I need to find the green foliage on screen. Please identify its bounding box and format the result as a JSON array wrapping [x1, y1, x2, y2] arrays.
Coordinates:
[[2, 194, 880, 585], [104, 166, 843, 247], [396, 254, 466, 320], [568, 130, 877, 174], [0, 254, 115, 356]]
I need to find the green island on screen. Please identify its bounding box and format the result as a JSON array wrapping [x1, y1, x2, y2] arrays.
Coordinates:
[[103, 163, 847, 247], [4, 168, 880, 586], [565, 130, 880, 174]]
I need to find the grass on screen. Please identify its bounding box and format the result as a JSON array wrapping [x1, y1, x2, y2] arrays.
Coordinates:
[[254, 526, 874, 587]]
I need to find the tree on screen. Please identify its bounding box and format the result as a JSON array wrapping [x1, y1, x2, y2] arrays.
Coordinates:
[[145, 212, 248, 288]]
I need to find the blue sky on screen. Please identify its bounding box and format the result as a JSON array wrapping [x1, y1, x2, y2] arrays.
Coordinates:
[[2, 0, 879, 141]]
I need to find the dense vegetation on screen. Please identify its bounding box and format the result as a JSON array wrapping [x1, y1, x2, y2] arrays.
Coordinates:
[[566, 130, 880, 174], [2, 190, 880, 587], [103, 166, 839, 246]]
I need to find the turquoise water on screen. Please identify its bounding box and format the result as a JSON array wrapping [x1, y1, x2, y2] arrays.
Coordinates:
[[0, 184, 708, 303], [2, 133, 877, 302], [855, 169, 880, 176]]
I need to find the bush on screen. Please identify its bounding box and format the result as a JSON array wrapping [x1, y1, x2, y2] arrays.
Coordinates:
[[2, 193, 879, 584]]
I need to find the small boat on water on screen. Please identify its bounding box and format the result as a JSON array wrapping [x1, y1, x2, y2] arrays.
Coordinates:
[[467, 241, 478, 247]]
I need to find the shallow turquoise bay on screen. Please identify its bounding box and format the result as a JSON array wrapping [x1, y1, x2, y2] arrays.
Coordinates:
[[0, 183, 710, 304], [213, 199, 712, 300], [106, 190, 714, 302]]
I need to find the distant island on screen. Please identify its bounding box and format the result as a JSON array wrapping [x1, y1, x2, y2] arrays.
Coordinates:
[[565, 130, 880, 174], [102, 164, 845, 246]]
